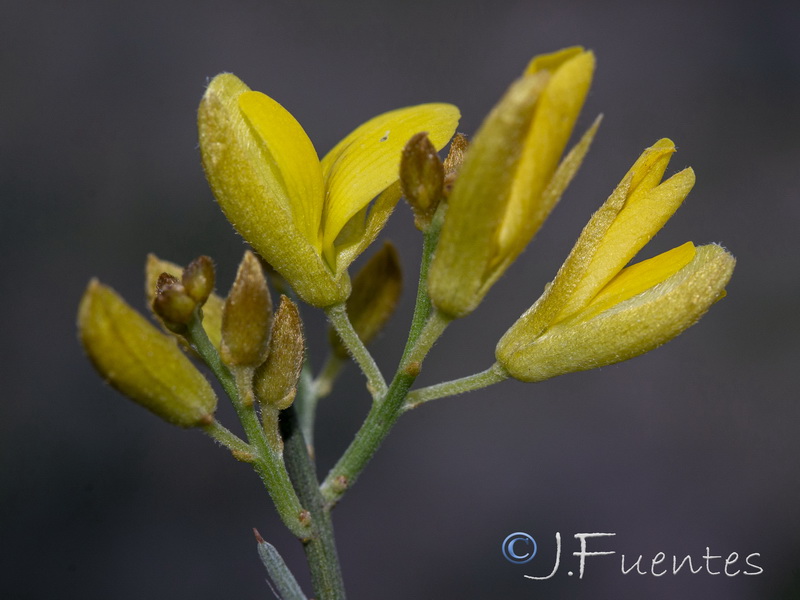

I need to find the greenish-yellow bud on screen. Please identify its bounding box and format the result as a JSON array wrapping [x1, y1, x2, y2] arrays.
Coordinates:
[[221, 250, 273, 367], [78, 279, 218, 427]]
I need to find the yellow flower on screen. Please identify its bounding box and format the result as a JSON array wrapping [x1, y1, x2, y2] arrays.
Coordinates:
[[428, 47, 596, 319], [198, 74, 459, 308], [495, 140, 736, 381]]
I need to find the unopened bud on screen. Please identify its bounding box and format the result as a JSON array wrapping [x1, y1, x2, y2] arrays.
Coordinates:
[[146, 254, 225, 349], [152, 274, 196, 332], [182, 255, 215, 305], [442, 133, 469, 197], [78, 280, 217, 427], [255, 296, 305, 410], [329, 242, 402, 358], [221, 250, 273, 367], [400, 132, 445, 230]]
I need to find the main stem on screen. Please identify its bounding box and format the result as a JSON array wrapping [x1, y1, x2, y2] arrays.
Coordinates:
[[282, 403, 347, 600], [320, 308, 450, 505], [319, 215, 449, 506], [187, 317, 310, 539]]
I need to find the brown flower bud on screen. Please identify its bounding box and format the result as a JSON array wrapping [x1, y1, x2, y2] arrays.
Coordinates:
[[152, 274, 196, 332], [146, 254, 225, 350], [255, 296, 305, 410], [442, 133, 469, 197], [182, 255, 215, 305], [400, 132, 445, 230]]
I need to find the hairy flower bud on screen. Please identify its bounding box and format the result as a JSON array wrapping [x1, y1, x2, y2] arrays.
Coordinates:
[[255, 297, 305, 410], [220, 251, 273, 367], [152, 274, 196, 333]]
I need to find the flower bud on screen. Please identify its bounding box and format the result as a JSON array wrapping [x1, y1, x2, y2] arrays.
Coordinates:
[[442, 133, 469, 197], [182, 255, 215, 305], [255, 297, 305, 410], [400, 133, 444, 230], [146, 254, 224, 349], [78, 280, 217, 427], [152, 274, 196, 333], [220, 251, 273, 367], [329, 242, 402, 358]]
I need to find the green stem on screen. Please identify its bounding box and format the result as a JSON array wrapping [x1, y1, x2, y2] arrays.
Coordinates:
[[325, 303, 387, 398], [313, 353, 345, 399], [282, 404, 347, 599], [186, 317, 311, 539], [402, 362, 509, 410], [318, 214, 449, 507], [320, 309, 450, 506], [200, 419, 254, 460], [403, 206, 444, 357]]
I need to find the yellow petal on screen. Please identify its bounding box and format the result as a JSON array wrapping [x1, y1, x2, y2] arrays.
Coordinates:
[[334, 182, 402, 273], [429, 74, 548, 318], [320, 103, 460, 261], [499, 49, 595, 252], [78, 280, 218, 427], [558, 166, 694, 317], [497, 244, 735, 382], [561, 241, 696, 324], [238, 91, 325, 249]]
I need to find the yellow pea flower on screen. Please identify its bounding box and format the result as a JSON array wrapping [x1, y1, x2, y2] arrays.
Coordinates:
[[428, 47, 596, 319], [495, 140, 736, 382], [198, 73, 459, 308]]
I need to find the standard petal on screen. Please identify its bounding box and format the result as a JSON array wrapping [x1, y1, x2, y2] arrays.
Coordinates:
[[320, 103, 460, 259], [238, 91, 325, 249]]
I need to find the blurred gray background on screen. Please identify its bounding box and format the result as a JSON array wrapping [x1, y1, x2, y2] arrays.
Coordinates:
[[2, 0, 799, 598]]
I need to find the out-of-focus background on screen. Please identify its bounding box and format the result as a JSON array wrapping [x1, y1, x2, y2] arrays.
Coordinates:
[[3, 0, 799, 598]]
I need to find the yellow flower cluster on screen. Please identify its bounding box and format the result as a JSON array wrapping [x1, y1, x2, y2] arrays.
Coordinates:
[[79, 46, 735, 419]]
